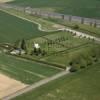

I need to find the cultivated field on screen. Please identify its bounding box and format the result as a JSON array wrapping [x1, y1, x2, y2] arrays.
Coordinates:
[[14, 62, 100, 100], [8, 0, 100, 19], [0, 74, 27, 99], [0, 2, 100, 100], [0, 10, 48, 43], [0, 53, 60, 84]]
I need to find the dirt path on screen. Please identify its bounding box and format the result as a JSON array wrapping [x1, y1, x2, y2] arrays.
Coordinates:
[[2, 70, 70, 100], [0, 0, 14, 3]]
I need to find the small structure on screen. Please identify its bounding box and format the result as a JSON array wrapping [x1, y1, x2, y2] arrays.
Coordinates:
[[33, 43, 40, 49], [10, 49, 20, 55], [10, 49, 25, 55]]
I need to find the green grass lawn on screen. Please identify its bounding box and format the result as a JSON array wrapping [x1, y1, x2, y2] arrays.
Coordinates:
[[13, 61, 100, 100], [9, 0, 100, 19], [0, 53, 60, 84], [42, 43, 100, 68], [0, 10, 49, 43]]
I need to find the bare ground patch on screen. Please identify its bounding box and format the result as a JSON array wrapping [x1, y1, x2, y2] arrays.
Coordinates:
[[52, 24, 65, 29], [0, 0, 14, 3], [0, 73, 27, 99]]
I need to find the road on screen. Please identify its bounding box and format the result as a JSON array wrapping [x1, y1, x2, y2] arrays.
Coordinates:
[[2, 70, 70, 100]]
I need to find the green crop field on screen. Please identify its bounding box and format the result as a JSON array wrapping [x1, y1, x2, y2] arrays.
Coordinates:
[[0, 52, 60, 84], [14, 61, 100, 100], [9, 0, 100, 19], [0, 10, 48, 43], [0, 2, 100, 100]]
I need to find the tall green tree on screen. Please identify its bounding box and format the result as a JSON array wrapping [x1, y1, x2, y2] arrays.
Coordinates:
[[14, 39, 20, 49], [21, 39, 27, 51]]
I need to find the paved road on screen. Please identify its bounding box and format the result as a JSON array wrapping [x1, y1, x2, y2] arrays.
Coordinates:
[[2, 71, 70, 100]]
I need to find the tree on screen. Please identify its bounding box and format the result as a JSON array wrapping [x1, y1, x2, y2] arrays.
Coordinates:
[[21, 39, 27, 50], [62, 15, 64, 19], [38, 48, 42, 54], [14, 40, 20, 49], [69, 61, 73, 66], [33, 47, 37, 54], [69, 66, 77, 72], [94, 21, 97, 27], [73, 25, 79, 29], [42, 50, 46, 56], [81, 18, 84, 24], [90, 22, 92, 26], [69, 16, 72, 22]]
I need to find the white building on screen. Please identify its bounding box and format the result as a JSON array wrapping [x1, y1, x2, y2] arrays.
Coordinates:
[[10, 49, 25, 55], [33, 43, 40, 49], [10, 50, 20, 55]]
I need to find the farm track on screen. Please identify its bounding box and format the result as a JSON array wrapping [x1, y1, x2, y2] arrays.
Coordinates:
[[2, 70, 70, 100]]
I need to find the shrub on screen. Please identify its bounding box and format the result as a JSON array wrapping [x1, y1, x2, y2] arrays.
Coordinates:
[[80, 66, 85, 69], [69, 62, 73, 66], [70, 66, 77, 72], [73, 25, 79, 29]]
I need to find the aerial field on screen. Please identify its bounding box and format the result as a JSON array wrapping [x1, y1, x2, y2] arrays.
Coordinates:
[[0, 53, 60, 84], [0, 74, 27, 99], [14, 62, 100, 100], [8, 0, 100, 19], [0, 1, 100, 99], [0, 10, 48, 43]]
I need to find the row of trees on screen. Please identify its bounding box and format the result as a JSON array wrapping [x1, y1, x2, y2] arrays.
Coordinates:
[[68, 45, 100, 72], [30, 48, 46, 56]]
